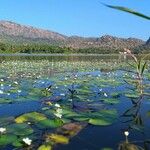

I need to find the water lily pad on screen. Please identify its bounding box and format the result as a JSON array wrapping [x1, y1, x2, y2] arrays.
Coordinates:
[[88, 109, 118, 126], [101, 148, 113, 150], [47, 134, 69, 144], [118, 142, 140, 150], [101, 98, 119, 104], [15, 112, 47, 123], [111, 92, 120, 98], [125, 93, 140, 99], [12, 140, 23, 147], [37, 119, 63, 128], [7, 123, 33, 136], [147, 111, 150, 117], [89, 118, 113, 126], [62, 108, 80, 118], [61, 118, 71, 124], [0, 98, 12, 104], [0, 134, 17, 146], [61, 122, 84, 137], [0, 116, 14, 126], [38, 144, 52, 150], [73, 116, 89, 121]]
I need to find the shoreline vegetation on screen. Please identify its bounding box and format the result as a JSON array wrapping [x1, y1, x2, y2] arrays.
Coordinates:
[[0, 43, 149, 55], [0, 53, 149, 61], [0, 53, 149, 56]]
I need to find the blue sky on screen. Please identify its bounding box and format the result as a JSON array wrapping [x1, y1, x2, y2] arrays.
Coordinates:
[[0, 0, 149, 40]]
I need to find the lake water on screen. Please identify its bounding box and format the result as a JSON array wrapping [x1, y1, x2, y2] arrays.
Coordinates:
[[0, 55, 149, 150]]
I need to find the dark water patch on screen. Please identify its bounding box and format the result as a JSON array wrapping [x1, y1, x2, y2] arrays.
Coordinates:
[[0, 101, 41, 117]]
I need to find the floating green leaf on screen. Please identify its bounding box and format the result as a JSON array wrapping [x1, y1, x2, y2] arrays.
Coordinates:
[[15, 112, 47, 123], [12, 140, 23, 147], [118, 142, 141, 150], [7, 123, 33, 136], [37, 119, 63, 128], [147, 111, 150, 117], [0, 134, 17, 146], [38, 144, 52, 150], [0, 98, 12, 104], [101, 148, 113, 150], [125, 93, 140, 99], [0, 116, 14, 126], [101, 98, 119, 104], [89, 118, 113, 126], [47, 134, 69, 144], [88, 109, 118, 126]]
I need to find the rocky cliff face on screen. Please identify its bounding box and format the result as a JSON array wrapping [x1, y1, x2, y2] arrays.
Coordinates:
[[0, 20, 146, 52], [66, 35, 144, 51]]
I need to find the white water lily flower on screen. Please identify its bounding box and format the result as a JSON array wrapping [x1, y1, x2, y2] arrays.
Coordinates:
[[14, 81, 18, 85], [104, 93, 108, 97], [56, 108, 63, 114], [124, 131, 129, 136], [1, 84, 3, 87], [17, 90, 21, 93], [68, 99, 73, 102], [60, 93, 65, 96], [54, 103, 60, 108], [99, 88, 102, 92], [55, 113, 62, 118], [0, 127, 6, 133], [27, 122, 31, 125], [22, 137, 32, 145], [0, 79, 4, 82], [0, 90, 3, 94]]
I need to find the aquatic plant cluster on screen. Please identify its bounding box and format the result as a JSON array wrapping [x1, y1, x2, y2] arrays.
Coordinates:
[[0, 55, 149, 150]]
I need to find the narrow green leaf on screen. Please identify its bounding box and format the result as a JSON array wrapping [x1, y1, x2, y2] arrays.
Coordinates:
[[104, 4, 150, 20], [141, 61, 147, 75], [138, 59, 141, 72]]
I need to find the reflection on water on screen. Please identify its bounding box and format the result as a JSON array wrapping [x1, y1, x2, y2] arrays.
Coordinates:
[[0, 54, 149, 150]]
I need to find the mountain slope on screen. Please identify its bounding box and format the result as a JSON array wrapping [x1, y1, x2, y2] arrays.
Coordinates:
[[134, 37, 150, 53], [0, 20, 67, 45], [67, 35, 144, 50], [0, 20, 147, 53]]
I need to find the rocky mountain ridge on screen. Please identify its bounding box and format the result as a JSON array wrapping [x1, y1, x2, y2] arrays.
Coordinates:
[[0, 20, 149, 52]]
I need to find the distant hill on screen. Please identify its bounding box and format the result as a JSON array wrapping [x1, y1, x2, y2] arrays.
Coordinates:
[[0, 20, 148, 53], [0, 20, 67, 45], [133, 37, 150, 54]]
